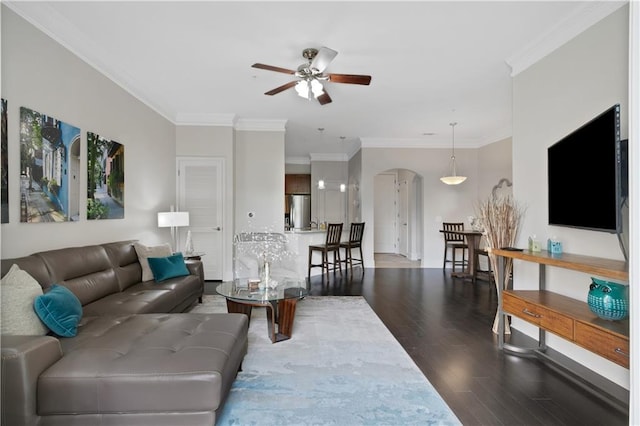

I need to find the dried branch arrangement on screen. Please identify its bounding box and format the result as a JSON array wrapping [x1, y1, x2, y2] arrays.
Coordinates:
[[476, 194, 525, 333]]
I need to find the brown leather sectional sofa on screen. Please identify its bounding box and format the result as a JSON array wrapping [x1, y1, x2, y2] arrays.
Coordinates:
[[1, 240, 248, 426]]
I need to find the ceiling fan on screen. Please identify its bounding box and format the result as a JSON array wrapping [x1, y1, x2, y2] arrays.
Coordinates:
[[252, 47, 372, 105]]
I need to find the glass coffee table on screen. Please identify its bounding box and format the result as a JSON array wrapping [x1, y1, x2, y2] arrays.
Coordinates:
[[216, 278, 308, 343]]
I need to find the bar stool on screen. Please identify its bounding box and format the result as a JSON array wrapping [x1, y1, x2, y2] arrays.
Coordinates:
[[340, 222, 365, 276], [442, 222, 467, 272], [308, 223, 343, 279]]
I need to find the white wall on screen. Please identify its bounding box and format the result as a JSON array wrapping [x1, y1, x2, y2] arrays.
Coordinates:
[[234, 130, 285, 233], [628, 3, 639, 422], [512, 5, 629, 388], [1, 7, 176, 258]]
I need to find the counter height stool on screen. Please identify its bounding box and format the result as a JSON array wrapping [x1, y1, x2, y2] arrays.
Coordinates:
[[308, 223, 343, 279], [340, 222, 365, 276], [441, 222, 468, 272]]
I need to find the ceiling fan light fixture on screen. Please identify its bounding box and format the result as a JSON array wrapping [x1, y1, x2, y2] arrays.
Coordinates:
[[295, 80, 309, 98], [310, 79, 325, 97], [440, 122, 467, 185]]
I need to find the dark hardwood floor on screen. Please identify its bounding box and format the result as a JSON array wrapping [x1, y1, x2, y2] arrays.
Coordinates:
[[207, 267, 629, 425]]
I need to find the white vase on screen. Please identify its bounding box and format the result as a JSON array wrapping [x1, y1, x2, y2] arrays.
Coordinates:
[[184, 230, 194, 254]]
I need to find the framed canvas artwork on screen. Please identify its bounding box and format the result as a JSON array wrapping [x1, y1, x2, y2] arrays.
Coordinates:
[[87, 131, 124, 219], [19, 107, 81, 222]]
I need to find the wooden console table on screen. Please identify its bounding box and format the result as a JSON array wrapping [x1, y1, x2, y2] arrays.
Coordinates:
[[494, 249, 629, 369]]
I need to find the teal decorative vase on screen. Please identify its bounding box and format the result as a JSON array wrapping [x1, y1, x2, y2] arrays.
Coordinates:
[[587, 278, 628, 321]]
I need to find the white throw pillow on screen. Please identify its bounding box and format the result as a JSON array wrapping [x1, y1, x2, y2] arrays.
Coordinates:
[[1, 264, 48, 335], [133, 242, 172, 282]]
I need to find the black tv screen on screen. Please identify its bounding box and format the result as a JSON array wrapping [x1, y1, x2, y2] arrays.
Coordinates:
[[548, 104, 621, 233]]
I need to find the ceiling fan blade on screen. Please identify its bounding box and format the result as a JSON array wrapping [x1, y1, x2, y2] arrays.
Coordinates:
[[264, 81, 297, 96], [317, 91, 332, 105], [252, 63, 296, 75], [310, 47, 338, 73], [328, 73, 372, 85]]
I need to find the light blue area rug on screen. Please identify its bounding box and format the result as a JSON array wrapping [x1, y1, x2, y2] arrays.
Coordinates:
[[192, 295, 460, 425]]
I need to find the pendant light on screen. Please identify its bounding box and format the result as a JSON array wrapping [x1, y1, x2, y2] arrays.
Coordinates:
[[440, 122, 467, 185]]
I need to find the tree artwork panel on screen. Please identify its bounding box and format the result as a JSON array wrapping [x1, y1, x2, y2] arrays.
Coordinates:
[[87, 132, 124, 219], [19, 107, 81, 222], [1, 99, 8, 223]]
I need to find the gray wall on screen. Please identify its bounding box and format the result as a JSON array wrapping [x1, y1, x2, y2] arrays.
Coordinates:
[[234, 130, 285, 233], [512, 5, 629, 388], [1, 7, 176, 258], [477, 137, 512, 200], [361, 146, 480, 268]]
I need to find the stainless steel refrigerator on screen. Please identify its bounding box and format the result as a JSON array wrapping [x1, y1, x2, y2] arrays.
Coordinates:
[[289, 194, 311, 230]]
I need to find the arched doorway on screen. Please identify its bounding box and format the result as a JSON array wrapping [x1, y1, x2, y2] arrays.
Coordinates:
[[373, 168, 423, 267]]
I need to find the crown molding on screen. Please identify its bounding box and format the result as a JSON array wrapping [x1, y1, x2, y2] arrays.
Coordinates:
[[360, 137, 478, 150], [4, 1, 176, 123], [234, 118, 287, 132], [345, 142, 362, 160], [478, 124, 513, 146], [174, 113, 236, 126], [309, 153, 349, 162], [506, 1, 627, 76], [285, 156, 311, 165]]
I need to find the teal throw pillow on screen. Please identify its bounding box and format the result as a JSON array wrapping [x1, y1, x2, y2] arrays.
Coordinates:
[[147, 253, 190, 282], [33, 284, 83, 337]]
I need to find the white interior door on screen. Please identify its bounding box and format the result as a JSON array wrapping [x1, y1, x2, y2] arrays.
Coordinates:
[[374, 173, 397, 253], [177, 157, 224, 280]]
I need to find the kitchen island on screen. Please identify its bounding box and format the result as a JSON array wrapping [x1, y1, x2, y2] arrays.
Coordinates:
[[285, 229, 348, 278]]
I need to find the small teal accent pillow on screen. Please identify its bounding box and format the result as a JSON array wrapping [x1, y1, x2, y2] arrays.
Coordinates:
[[33, 284, 83, 337], [148, 253, 190, 282]]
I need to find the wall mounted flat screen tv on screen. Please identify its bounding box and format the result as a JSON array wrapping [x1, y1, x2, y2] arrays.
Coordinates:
[[548, 104, 622, 233]]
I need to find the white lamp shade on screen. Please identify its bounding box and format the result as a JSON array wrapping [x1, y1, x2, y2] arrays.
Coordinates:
[[157, 211, 190, 227]]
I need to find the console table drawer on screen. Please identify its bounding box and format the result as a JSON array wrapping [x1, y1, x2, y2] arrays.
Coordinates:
[[503, 292, 573, 340], [574, 322, 630, 368]]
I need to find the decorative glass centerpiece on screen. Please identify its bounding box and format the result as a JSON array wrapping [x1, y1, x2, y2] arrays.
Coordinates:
[[233, 232, 297, 289], [587, 277, 628, 321]]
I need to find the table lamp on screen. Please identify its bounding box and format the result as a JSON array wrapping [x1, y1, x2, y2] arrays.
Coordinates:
[[157, 210, 190, 253]]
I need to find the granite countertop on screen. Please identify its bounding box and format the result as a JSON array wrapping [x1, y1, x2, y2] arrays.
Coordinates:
[[285, 229, 326, 234]]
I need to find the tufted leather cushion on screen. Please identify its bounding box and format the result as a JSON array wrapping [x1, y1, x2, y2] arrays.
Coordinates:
[[39, 313, 249, 415], [102, 240, 143, 291], [36, 245, 119, 306], [81, 287, 176, 316]]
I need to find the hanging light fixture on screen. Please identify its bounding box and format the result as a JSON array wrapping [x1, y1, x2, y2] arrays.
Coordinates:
[[440, 122, 467, 185]]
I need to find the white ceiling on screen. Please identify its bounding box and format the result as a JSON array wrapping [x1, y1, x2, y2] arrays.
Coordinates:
[[6, 1, 625, 160]]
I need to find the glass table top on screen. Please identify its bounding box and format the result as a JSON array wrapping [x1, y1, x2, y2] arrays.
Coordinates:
[[216, 278, 308, 303]]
